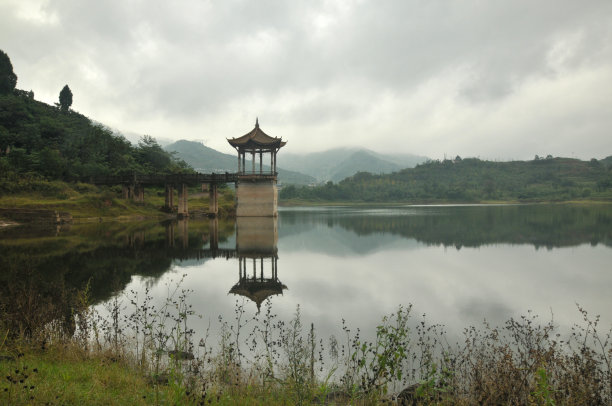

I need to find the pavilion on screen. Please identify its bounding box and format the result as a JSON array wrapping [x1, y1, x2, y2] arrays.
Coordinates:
[[227, 118, 286, 174], [228, 120, 286, 217]]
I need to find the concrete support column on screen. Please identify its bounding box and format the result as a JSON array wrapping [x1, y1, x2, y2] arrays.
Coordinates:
[[164, 184, 174, 211], [122, 184, 130, 199], [133, 184, 144, 204], [178, 183, 188, 218], [209, 183, 218, 216]]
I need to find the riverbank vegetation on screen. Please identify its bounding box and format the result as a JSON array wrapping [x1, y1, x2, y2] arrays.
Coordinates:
[[280, 156, 612, 204], [1, 280, 610, 405]]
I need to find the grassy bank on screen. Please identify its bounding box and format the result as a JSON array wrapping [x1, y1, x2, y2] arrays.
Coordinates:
[[0, 180, 236, 222], [2, 282, 611, 405]]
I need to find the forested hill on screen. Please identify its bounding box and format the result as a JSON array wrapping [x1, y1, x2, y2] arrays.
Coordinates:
[[0, 90, 190, 192], [280, 157, 612, 203]]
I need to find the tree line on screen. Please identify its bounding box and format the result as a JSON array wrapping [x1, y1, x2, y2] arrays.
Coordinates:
[[281, 156, 612, 203]]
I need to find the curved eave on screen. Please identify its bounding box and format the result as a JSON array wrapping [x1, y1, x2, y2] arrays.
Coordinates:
[[227, 138, 286, 149]]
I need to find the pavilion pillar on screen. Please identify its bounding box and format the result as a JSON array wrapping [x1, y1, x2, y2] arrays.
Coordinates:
[[252, 258, 256, 278], [242, 152, 246, 174], [259, 151, 263, 174], [270, 152, 273, 174], [164, 184, 174, 212], [237, 153, 241, 173], [122, 184, 130, 199], [178, 183, 188, 218], [273, 152, 276, 174], [252, 151, 255, 174], [209, 183, 218, 216]]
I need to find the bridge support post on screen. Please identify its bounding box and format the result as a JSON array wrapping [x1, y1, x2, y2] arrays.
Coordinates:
[[178, 184, 188, 218], [164, 184, 174, 212], [122, 184, 130, 199], [209, 184, 218, 216], [133, 184, 144, 204]]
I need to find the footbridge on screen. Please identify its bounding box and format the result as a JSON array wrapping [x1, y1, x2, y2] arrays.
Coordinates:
[[90, 172, 267, 217], [91, 119, 286, 218]]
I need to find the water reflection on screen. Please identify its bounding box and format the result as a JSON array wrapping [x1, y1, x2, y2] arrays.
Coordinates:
[[1, 204, 611, 340], [230, 218, 286, 312]]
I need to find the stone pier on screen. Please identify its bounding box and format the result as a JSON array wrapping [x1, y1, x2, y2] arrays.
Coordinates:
[[209, 184, 218, 216], [177, 184, 188, 218], [236, 176, 278, 217], [164, 184, 174, 212]]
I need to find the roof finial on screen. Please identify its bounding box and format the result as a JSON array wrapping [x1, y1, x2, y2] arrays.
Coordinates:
[[255, 117, 259, 128]]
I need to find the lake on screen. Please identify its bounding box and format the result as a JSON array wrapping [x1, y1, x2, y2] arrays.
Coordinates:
[[1, 204, 611, 344]]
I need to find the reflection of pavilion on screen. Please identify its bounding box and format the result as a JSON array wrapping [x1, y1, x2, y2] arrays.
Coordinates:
[[229, 217, 287, 312]]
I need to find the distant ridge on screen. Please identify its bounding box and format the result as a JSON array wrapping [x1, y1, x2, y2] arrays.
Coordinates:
[[165, 140, 316, 185], [278, 148, 428, 183]]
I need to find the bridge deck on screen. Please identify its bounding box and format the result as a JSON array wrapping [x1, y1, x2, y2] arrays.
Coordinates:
[[90, 172, 276, 186]]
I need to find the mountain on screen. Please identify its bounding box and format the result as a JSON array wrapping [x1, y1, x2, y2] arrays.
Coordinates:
[[164, 140, 316, 185], [277, 148, 428, 183]]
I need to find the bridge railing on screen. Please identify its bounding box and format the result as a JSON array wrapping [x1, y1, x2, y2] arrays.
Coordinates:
[[89, 172, 241, 186]]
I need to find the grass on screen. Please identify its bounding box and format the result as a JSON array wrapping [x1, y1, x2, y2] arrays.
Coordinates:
[[0, 181, 236, 221], [2, 278, 611, 405], [1, 348, 161, 405]]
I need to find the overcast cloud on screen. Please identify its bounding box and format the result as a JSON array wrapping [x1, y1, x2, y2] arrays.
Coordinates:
[[2, 0, 611, 159]]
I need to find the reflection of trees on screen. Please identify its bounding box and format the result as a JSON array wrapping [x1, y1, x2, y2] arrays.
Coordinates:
[[0, 219, 235, 336], [281, 205, 612, 249]]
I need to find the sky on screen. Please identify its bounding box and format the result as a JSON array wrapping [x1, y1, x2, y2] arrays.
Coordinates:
[[1, 0, 611, 160]]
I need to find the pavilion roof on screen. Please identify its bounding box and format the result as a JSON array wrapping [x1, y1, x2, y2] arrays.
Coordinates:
[[229, 278, 288, 311], [227, 119, 287, 150]]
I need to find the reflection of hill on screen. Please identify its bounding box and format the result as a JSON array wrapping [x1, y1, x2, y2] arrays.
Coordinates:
[[279, 218, 416, 255], [279, 205, 612, 252]]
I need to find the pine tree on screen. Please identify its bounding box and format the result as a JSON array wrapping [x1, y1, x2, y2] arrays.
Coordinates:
[[59, 85, 73, 111]]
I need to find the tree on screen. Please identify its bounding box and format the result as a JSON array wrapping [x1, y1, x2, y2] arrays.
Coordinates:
[[0, 49, 17, 94], [59, 85, 73, 111]]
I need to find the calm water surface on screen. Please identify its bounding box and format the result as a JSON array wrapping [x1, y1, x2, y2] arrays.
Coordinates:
[[2, 204, 611, 341]]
